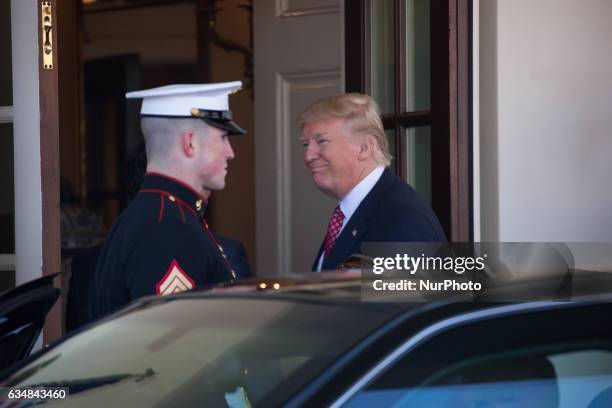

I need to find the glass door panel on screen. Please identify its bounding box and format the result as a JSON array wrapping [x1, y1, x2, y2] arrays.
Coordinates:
[[385, 128, 396, 170], [0, 124, 15, 255], [0, 123, 15, 292], [403, 125, 431, 205], [0, 0, 12, 106], [1, 0, 15, 291], [370, 0, 395, 114], [405, 0, 430, 111]]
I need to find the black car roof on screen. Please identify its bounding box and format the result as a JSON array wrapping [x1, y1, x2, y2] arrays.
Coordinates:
[[110, 270, 612, 336], [134, 269, 612, 303]]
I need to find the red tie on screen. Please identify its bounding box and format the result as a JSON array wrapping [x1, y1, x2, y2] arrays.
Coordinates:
[[323, 206, 345, 260]]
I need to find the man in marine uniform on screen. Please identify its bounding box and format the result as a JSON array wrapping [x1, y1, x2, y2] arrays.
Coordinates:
[[89, 81, 246, 321], [123, 141, 253, 279]]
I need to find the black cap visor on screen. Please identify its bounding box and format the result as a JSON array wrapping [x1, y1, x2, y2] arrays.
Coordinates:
[[141, 109, 246, 135], [190, 108, 246, 135], [201, 117, 246, 135]]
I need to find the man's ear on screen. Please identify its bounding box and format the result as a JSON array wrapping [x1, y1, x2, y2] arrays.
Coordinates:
[[357, 136, 374, 161], [180, 131, 196, 157]]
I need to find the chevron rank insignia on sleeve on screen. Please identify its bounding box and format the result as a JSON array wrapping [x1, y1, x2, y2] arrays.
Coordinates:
[[156, 260, 195, 296]]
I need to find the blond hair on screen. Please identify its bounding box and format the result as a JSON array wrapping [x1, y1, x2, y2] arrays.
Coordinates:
[[298, 93, 392, 166]]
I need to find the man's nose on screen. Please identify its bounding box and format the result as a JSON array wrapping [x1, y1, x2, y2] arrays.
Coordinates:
[[304, 142, 318, 163], [225, 138, 235, 160]]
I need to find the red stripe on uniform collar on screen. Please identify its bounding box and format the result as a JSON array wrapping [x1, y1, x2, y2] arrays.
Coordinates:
[[144, 172, 207, 203], [140, 189, 198, 217]]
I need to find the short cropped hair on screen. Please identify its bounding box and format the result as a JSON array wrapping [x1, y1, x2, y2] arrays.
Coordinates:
[[141, 117, 209, 164], [298, 93, 392, 166]]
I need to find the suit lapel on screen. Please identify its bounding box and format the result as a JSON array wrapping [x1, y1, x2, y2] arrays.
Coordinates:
[[321, 168, 395, 270], [311, 240, 325, 271]]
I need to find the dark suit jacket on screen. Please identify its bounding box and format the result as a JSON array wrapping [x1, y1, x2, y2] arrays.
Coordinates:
[[216, 236, 252, 279], [313, 168, 447, 271]]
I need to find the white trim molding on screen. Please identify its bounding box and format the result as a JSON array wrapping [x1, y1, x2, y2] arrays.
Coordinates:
[[275, 69, 341, 273]]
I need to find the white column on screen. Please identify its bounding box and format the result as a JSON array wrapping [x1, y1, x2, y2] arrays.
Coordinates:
[[472, 0, 481, 241], [11, 0, 43, 285]]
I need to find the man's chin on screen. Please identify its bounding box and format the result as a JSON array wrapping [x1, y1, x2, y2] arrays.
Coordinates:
[[312, 173, 328, 185], [204, 181, 225, 192], [312, 180, 337, 199]]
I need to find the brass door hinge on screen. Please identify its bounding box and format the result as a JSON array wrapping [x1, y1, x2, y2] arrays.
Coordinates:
[[41, 1, 53, 69]]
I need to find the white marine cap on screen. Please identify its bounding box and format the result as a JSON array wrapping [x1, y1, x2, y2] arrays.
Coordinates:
[[125, 81, 246, 135]]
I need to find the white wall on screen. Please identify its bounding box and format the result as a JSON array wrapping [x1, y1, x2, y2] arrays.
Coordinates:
[[478, 0, 612, 248]]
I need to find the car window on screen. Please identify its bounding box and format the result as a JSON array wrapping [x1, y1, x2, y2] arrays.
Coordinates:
[[4, 297, 398, 407], [345, 346, 612, 408], [342, 301, 612, 408]]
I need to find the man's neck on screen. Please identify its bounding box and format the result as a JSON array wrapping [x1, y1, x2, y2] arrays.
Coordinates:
[[340, 161, 379, 200], [146, 163, 203, 197]]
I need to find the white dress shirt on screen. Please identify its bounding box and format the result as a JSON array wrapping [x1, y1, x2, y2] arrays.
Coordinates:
[[315, 165, 385, 271]]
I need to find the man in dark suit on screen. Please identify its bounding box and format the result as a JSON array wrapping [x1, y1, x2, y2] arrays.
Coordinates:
[[298, 93, 446, 271]]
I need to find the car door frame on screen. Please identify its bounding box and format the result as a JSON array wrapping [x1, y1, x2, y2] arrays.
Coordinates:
[[324, 300, 612, 407]]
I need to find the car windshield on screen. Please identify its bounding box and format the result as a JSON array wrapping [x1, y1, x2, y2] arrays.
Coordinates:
[[4, 295, 398, 407]]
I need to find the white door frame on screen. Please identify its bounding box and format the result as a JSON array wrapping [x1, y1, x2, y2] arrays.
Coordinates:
[[11, 0, 43, 285]]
